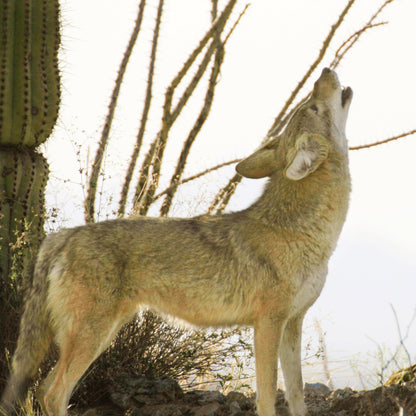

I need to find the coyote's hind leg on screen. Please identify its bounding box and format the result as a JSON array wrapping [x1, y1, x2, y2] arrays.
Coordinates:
[[38, 316, 126, 416]]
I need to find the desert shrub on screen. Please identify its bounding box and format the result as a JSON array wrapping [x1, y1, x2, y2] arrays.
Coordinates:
[[70, 311, 253, 407]]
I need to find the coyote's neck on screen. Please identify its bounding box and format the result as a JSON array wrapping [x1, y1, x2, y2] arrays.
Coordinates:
[[247, 164, 350, 240]]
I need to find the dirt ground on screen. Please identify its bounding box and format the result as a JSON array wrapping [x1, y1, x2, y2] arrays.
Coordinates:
[[71, 375, 416, 416]]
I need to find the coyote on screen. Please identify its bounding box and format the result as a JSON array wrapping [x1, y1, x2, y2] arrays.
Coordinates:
[[1, 68, 352, 416]]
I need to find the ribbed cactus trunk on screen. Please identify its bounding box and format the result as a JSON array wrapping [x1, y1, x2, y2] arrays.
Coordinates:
[[0, 0, 60, 385]]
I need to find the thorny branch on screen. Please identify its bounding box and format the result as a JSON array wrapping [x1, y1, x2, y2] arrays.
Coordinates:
[[204, 0, 358, 214], [132, 0, 239, 216], [267, 0, 397, 142], [132, 38, 222, 215], [118, 0, 163, 217], [153, 159, 241, 203], [159, 29, 224, 215], [197, 0, 414, 214], [271, 0, 396, 144], [208, 173, 242, 215], [349, 129, 416, 150], [87, 0, 415, 221], [331, 0, 396, 69], [158, 4, 249, 217], [330, 22, 388, 68], [154, 126, 416, 208], [267, 0, 357, 138], [84, 0, 146, 223]]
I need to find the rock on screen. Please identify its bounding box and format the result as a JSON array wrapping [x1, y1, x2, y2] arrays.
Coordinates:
[[327, 387, 359, 414], [192, 402, 222, 416], [77, 406, 123, 416], [130, 404, 188, 416], [328, 387, 355, 401], [110, 375, 183, 410], [225, 391, 253, 413], [226, 391, 251, 409], [76, 376, 416, 416], [304, 382, 331, 395], [228, 400, 242, 415], [184, 390, 225, 405]]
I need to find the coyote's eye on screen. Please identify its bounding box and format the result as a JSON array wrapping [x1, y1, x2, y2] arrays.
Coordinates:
[[310, 104, 319, 114]]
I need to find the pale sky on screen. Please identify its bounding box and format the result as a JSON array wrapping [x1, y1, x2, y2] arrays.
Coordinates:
[[45, 0, 416, 388]]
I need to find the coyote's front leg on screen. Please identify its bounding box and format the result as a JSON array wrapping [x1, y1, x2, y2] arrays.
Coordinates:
[[254, 317, 283, 416], [280, 314, 307, 416]]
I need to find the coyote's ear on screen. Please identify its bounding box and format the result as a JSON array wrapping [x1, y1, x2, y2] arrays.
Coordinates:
[[236, 147, 275, 179], [285, 134, 329, 180]]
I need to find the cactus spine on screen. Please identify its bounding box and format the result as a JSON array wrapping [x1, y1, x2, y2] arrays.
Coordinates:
[[0, 0, 60, 372]]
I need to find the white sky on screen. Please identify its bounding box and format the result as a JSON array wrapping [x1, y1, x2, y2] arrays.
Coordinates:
[[45, 0, 416, 388]]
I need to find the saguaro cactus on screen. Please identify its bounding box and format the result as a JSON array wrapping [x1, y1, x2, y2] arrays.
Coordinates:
[[0, 0, 60, 280], [0, 0, 60, 382]]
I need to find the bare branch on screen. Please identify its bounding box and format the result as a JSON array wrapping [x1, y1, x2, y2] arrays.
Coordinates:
[[118, 0, 163, 218], [157, 3, 249, 217], [330, 22, 388, 69], [223, 4, 250, 45], [153, 158, 241, 203], [133, 0, 238, 216], [215, 174, 242, 214], [267, 0, 357, 138], [154, 126, 416, 205], [264, 0, 396, 144], [168, 0, 238, 96], [349, 129, 416, 150], [169, 36, 223, 129], [84, 0, 146, 223], [331, 0, 397, 69], [207, 0, 360, 215], [134, 39, 222, 216], [160, 45, 225, 216], [207, 173, 242, 215], [133, 137, 158, 214], [211, 0, 218, 21]]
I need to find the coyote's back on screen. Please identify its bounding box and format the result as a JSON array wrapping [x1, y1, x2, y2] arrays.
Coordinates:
[[1, 68, 353, 416]]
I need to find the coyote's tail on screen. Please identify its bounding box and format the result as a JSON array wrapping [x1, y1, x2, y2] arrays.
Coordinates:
[[0, 240, 57, 415]]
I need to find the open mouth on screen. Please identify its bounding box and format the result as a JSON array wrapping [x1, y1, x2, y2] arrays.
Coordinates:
[[341, 87, 353, 107]]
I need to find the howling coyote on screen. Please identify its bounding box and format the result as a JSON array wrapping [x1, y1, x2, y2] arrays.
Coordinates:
[[1, 68, 352, 416]]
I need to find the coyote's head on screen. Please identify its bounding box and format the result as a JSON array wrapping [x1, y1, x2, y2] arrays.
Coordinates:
[[236, 68, 353, 181]]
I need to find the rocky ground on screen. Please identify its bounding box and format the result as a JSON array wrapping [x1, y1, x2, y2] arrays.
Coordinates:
[[71, 375, 416, 416]]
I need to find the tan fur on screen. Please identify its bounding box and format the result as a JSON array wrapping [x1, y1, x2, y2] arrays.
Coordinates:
[[0, 68, 353, 416]]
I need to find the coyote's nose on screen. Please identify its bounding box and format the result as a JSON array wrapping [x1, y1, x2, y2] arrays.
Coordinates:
[[313, 68, 340, 99], [319, 67, 338, 83]]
